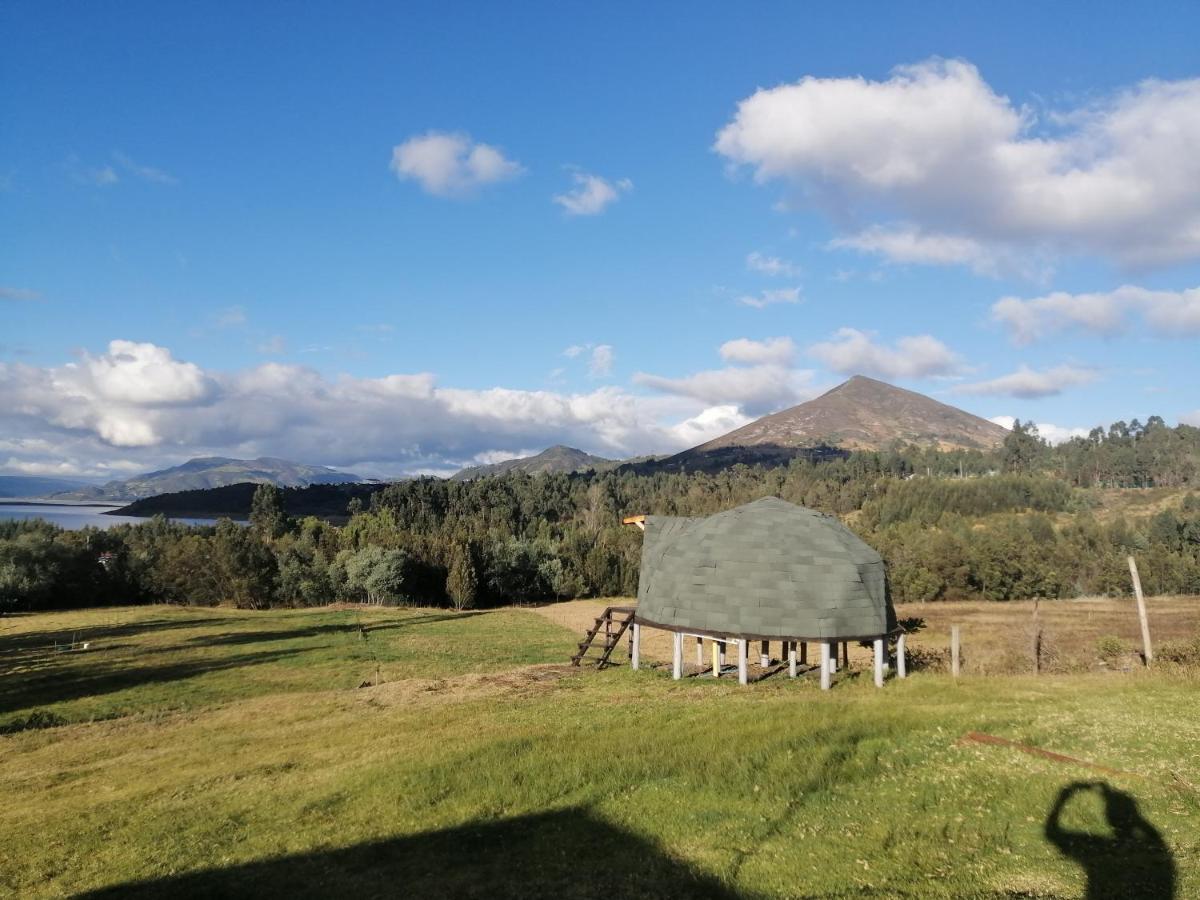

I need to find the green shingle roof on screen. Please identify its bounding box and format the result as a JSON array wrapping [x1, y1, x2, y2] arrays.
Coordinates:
[[635, 497, 892, 640]]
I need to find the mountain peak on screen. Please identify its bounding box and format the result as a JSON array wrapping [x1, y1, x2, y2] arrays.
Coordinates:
[[451, 445, 615, 481], [695, 376, 1008, 454]]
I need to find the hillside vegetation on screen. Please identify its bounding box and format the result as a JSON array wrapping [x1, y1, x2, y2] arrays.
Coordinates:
[[1, 604, 1197, 898], [3, 419, 1200, 612]]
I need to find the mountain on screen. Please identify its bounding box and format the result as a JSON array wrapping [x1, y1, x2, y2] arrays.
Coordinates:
[[451, 445, 615, 481], [643, 376, 1009, 473], [0, 475, 94, 499], [112, 481, 386, 521], [53, 457, 365, 501]]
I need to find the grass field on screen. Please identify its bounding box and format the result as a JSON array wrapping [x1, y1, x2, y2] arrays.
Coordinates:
[[2, 601, 1198, 898]]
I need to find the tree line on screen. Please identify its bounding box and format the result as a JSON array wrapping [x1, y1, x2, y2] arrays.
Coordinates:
[[3, 420, 1200, 612]]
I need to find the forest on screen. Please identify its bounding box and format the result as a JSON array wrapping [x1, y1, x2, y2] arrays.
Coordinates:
[[3, 418, 1200, 613]]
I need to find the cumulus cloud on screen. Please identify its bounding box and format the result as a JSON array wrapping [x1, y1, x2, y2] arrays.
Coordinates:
[[746, 251, 799, 277], [807, 328, 962, 380], [716, 58, 1200, 269], [390, 131, 524, 197], [992, 285, 1200, 344], [954, 364, 1097, 399], [1182, 410, 1200, 427], [666, 405, 753, 447], [634, 364, 816, 416], [719, 337, 796, 366], [0, 340, 755, 478], [988, 415, 1090, 446], [737, 286, 801, 308], [553, 172, 632, 215], [3, 340, 215, 447]]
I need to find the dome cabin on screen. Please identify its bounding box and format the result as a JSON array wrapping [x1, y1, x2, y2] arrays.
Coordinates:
[[622, 497, 905, 689]]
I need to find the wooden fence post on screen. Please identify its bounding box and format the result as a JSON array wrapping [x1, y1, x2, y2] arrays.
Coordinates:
[[951, 625, 961, 678], [1128, 555, 1153, 666], [1032, 598, 1042, 676]]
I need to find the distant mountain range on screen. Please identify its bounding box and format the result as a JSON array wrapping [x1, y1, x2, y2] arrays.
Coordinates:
[[52, 457, 365, 501], [83, 376, 1010, 518], [0, 475, 94, 499], [451, 445, 616, 481]]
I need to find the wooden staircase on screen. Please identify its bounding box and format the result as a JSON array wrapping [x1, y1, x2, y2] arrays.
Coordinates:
[[571, 606, 636, 669]]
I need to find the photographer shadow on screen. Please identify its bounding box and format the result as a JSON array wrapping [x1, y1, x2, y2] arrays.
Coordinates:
[[1044, 781, 1175, 899]]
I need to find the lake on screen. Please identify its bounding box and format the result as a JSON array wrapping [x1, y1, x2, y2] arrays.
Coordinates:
[[0, 502, 221, 530]]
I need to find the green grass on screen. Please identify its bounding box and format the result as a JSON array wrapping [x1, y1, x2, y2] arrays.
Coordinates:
[[1, 605, 1197, 898]]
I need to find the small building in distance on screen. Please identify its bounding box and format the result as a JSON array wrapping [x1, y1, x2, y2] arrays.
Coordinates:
[[624, 496, 904, 688]]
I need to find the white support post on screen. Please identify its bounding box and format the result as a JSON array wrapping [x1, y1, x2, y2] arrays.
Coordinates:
[[873, 637, 885, 688], [760, 640, 770, 667], [828, 642, 838, 674], [719, 640, 727, 671], [788, 641, 797, 678], [672, 632, 683, 680], [631, 624, 641, 670], [738, 639, 748, 685], [712, 639, 721, 677], [896, 633, 907, 679], [695, 636, 703, 668], [819, 641, 831, 690]]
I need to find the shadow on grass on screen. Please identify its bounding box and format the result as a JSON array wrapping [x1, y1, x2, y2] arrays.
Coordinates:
[[79, 807, 748, 899], [1044, 781, 1175, 899], [0, 614, 237, 656], [0, 647, 305, 722], [177, 611, 488, 648]]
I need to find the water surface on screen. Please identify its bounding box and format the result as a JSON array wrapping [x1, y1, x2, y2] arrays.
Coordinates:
[[0, 501, 219, 530]]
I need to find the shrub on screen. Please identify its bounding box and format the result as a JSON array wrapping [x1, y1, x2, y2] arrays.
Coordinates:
[[1096, 635, 1127, 660], [1155, 636, 1200, 665]]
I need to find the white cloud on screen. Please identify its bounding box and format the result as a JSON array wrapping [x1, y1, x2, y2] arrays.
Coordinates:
[[987, 415, 1090, 445], [589, 344, 615, 377], [746, 251, 799, 277], [992, 285, 1200, 344], [634, 364, 816, 416], [3, 340, 215, 448], [563, 344, 586, 358], [715, 58, 1200, 269], [0, 340, 759, 477], [553, 171, 632, 216], [0, 287, 41, 302], [955, 364, 1097, 399], [808, 328, 962, 379], [390, 131, 524, 197], [719, 337, 796, 366], [113, 152, 177, 185], [737, 286, 801, 308], [1181, 410, 1200, 427], [666, 405, 752, 447]]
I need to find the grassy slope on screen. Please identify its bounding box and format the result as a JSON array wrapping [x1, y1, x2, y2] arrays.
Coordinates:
[[1, 605, 1197, 899]]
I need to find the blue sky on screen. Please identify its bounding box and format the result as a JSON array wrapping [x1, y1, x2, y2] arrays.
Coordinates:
[[2, 1, 1199, 478]]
